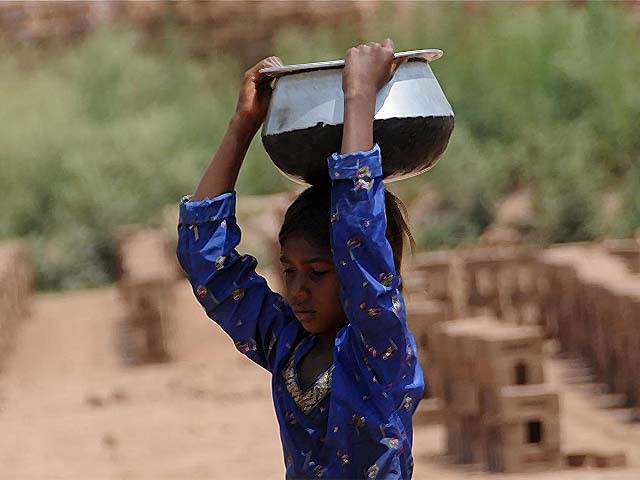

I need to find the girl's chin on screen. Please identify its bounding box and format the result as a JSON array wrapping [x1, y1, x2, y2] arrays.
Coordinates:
[[298, 319, 325, 334]]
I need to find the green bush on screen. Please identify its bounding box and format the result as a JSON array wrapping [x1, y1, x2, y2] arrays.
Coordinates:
[[0, 26, 289, 289], [1, 3, 639, 289]]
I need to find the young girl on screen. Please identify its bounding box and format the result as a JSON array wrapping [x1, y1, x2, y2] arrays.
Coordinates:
[[177, 39, 424, 479]]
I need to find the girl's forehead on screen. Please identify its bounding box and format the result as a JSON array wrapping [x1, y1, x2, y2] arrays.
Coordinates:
[[280, 236, 332, 264]]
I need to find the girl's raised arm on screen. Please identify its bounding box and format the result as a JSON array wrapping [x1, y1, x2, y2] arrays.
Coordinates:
[[330, 40, 417, 389], [177, 57, 294, 373], [193, 56, 282, 200]]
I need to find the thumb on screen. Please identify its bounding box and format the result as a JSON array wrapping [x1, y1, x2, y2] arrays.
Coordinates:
[[381, 38, 395, 51], [390, 57, 407, 76]]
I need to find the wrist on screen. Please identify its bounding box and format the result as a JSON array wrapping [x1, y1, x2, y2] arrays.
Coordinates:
[[343, 86, 377, 104], [341, 90, 375, 154], [230, 111, 261, 136]]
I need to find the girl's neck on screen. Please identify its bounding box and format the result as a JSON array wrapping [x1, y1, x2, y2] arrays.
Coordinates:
[[314, 330, 337, 351]]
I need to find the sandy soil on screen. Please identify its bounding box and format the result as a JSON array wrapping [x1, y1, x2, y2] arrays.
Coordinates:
[[1, 280, 639, 479]]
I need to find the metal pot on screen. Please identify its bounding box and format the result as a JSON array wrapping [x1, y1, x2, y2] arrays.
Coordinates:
[[260, 49, 455, 185]]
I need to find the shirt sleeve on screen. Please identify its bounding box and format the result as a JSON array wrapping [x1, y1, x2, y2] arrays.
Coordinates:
[[176, 191, 293, 372], [328, 144, 412, 388]]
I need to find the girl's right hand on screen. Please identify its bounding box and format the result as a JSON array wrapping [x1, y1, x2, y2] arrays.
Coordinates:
[[342, 39, 404, 99], [234, 56, 283, 131]]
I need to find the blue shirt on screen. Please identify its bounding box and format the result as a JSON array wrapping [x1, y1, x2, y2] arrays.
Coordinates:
[[176, 144, 424, 479]]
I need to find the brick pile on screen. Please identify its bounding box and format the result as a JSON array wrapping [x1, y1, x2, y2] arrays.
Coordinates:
[[433, 316, 561, 473], [0, 240, 33, 372], [404, 237, 640, 448], [538, 243, 640, 410], [404, 246, 544, 401], [0, 1, 375, 63], [115, 226, 180, 365]]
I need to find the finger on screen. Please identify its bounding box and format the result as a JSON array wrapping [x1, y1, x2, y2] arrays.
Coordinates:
[[390, 55, 407, 76], [252, 57, 281, 80], [251, 56, 279, 72], [381, 38, 395, 51], [390, 61, 399, 76]]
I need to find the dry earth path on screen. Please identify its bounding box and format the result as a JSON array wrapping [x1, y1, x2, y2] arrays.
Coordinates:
[[1, 280, 639, 479]]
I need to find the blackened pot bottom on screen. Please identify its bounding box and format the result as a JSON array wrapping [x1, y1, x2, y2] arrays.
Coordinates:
[[262, 115, 454, 185]]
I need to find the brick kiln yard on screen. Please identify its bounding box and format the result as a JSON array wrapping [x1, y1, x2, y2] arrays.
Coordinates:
[[1, 278, 639, 480]]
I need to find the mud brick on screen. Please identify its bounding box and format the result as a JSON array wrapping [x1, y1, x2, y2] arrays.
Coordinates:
[[503, 257, 540, 303], [116, 226, 177, 364], [0, 241, 33, 372], [603, 238, 640, 274], [432, 317, 498, 404], [536, 259, 563, 339], [444, 415, 463, 457], [565, 451, 589, 467], [475, 324, 544, 390], [580, 281, 611, 384], [498, 384, 560, 421], [538, 246, 588, 355], [459, 415, 483, 464], [406, 299, 447, 398], [435, 313, 561, 473], [502, 445, 562, 473], [595, 393, 628, 409], [591, 451, 627, 468], [401, 270, 430, 303], [449, 379, 481, 415], [435, 317, 498, 376], [411, 250, 453, 302], [483, 418, 561, 473], [406, 299, 447, 352], [444, 413, 483, 465], [491, 416, 560, 472], [464, 256, 502, 314], [611, 283, 640, 405], [412, 398, 443, 425]]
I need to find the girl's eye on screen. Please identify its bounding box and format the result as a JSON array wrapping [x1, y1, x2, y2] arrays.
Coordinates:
[[282, 268, 295, 275], [311, 270, 328, 277]]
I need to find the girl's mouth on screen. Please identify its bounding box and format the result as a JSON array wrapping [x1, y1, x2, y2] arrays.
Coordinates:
[[294, 310, 317, 321]]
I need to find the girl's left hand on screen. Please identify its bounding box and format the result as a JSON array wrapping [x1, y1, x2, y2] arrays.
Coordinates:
[[342, 39, 405, 98], [234, 56, 284, 130]]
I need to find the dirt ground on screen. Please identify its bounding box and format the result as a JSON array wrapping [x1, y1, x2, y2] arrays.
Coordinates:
[[1, 280, 639, 479]]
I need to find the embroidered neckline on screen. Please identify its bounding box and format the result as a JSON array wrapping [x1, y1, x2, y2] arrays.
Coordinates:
[[282, 340, 334, 415]]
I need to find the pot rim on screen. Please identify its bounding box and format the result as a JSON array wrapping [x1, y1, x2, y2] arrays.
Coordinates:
[[259, 49, 443, 77]]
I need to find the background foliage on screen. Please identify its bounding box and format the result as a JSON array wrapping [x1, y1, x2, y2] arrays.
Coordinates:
[[1, 2, 638, 289]]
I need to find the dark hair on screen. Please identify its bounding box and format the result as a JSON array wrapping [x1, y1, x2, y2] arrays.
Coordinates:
[[278, 184, 415, 276]]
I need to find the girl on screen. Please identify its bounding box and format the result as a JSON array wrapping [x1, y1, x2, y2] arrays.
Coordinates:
[[177, 39, 424, 479]]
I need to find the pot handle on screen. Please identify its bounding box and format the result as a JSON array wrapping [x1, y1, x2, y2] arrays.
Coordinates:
[[260, 49, 443, 77]]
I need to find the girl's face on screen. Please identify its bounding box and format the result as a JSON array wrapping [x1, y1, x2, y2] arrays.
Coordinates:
[[280, 235, 347, 337]]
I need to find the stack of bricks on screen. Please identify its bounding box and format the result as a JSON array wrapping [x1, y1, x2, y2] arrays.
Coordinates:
[[406, 299, 449, 400], [0, 240, 33, 372], [461, 245, 542, 327], [602, 237, 640, 274], [433, 316, 561, 473], [405, 250, 456, 315], [115, 226, 180, 365], [404, 250, 456, 400], [404, 246, 544, 401], [538, 244, 640, 410], [0, 1, 374, 64]]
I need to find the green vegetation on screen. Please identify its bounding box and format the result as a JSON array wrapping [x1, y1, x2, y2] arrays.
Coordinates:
[[1, 3, 639, 289]]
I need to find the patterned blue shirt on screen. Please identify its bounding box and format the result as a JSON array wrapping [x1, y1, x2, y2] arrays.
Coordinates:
[[176, 144, 424, 479]]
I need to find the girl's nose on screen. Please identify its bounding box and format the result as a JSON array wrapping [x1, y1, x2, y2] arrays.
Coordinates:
[[290, 275, 311, 301]]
